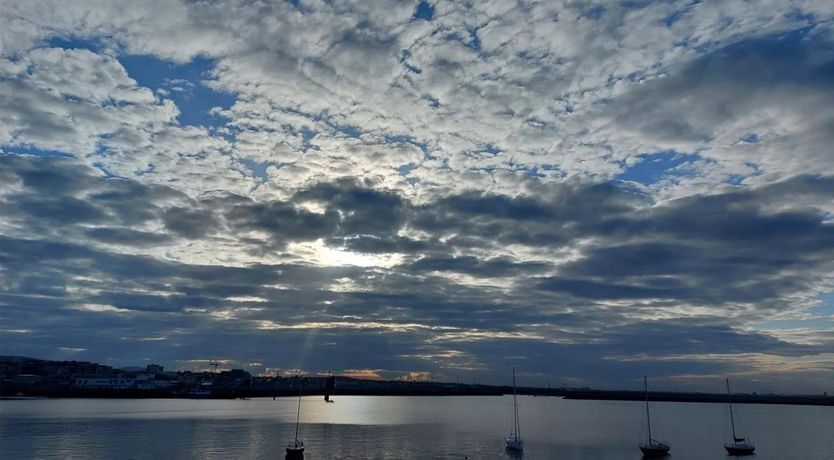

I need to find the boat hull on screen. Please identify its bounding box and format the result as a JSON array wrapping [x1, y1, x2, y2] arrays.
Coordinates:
[[505, 438, 523, 451], [640, 446, 670, 457], [285, 446, 305, 459], [286, 440, 305, 457], [725, 445, 755, 455]]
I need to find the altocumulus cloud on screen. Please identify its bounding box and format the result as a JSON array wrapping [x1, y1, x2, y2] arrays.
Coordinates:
[[1, 0, 833, 392]]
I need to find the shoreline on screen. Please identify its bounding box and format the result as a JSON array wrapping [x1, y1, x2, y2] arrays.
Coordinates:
[[3, 386, 832, 406]]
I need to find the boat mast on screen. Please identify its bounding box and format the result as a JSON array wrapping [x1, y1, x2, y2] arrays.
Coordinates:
[[644, 376, 652, 443], [295, 376, 303, 442], [726, 378, 736, 440], [513, 366, 520, 441]]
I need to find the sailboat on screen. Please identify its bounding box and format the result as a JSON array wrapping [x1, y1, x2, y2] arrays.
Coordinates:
[[724, 379, 755, 455], [505, 366, 523, 452], [639, 376, 670, 458], [324, 374, 336, 403], [286, 376, 305, 458]]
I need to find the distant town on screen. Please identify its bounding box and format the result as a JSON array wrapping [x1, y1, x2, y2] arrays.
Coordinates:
[[2, 355, 832, 406], [0, 355, 503, 399]]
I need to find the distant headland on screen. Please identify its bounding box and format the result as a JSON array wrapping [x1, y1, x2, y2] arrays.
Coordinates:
[[2, 356, 832, 406]]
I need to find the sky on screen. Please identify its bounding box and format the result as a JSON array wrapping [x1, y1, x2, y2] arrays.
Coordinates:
[[1, 0, 833, 394]]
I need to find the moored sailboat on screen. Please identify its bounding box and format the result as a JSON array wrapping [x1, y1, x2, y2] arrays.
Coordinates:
[[639, 376, 670, 458], [324, 374, 336, 403], [286, 376, 305, 459], [505, 366, 524, 453], [724, 379, 755, 456]]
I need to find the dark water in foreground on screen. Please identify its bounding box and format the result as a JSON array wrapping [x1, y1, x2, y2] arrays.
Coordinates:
[[1, 396, 832, 459]]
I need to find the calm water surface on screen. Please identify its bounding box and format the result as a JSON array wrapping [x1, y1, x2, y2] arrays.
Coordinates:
[[1, 396, 832, 459]]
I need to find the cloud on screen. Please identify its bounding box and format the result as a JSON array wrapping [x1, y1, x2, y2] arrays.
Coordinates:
[[408, 255, 550, 277], [584, 27, 834, 194], [2, 154, 834, 390], [0, 47, 175, 153], [2, 1, 834, 392]]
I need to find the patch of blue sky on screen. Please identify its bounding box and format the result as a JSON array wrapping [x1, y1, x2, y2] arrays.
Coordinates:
[[616, 151, 700, 185], [91, 161, 125, 179], [527, 165, 547, 178], [119, 55, 236, 129], [754, 317, 834, 330], [397, 163, 419, 175], [397, 163, 420, 185], [663, 9, 686, 27], [386, 134, 413, 144], [437, 28, 482, 55], [45, 36, 235, 130], [399, 48, 412, 62], [510, 163, 558, 179], [413, 1, 434, 21], [660, 1, 702, 28], [716, 25, 815, 60], [403, 62, 422, 74], [46, 36, 110, 54], [726, 161, 762, 186], [299, 126, 318, 151], [237, 158, 271, 183], [482, 143, 500, 155], [422, 95, 440, 109], [814, 292, 834, 315], [726, 174, 746, 185], [334, 124, 363, 138], [740, 133, 760, 144], [385, 134, 428, 155], [581, 5, 605, 20], [399, 49, 423, 74], [619, 0, 654, 9], [467, 28, 482, 52], [311, 111, 364, 139], [754, 292, 834, 330]]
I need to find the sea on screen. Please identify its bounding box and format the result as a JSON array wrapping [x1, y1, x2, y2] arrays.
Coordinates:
[[1, 395, 832, 459]]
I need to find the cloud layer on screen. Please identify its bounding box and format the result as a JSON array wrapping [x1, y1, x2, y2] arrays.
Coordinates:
[[1, 0, 833, 392]]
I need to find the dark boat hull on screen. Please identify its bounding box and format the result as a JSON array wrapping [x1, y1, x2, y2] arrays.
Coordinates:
[[285, 447, 304, 459], [640, 446, 670, 457], [725, 445, 755, 455]]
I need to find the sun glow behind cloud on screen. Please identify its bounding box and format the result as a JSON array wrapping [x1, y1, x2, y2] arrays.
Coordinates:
[[288, 239, 403, 268]]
